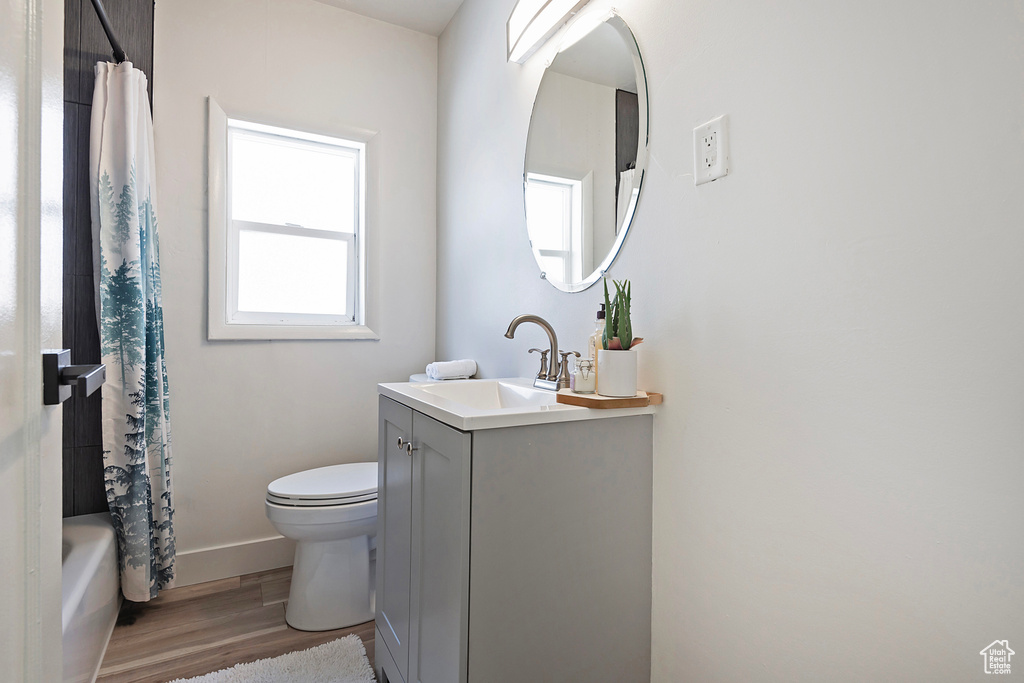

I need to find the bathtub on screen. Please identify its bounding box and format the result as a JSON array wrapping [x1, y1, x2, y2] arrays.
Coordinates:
[[62, 512, 121, 683]]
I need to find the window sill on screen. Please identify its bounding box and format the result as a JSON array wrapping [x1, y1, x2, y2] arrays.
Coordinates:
[[207, 323, 380, 341]]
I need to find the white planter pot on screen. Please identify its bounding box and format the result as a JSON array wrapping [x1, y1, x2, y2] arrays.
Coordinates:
[[597, 349, 637, 397]]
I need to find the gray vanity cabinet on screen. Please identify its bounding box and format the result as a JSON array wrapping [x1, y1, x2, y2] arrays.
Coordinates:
[[377, 396, 471, 683], [377, 398, 412, 680], [375, 394, 653, 683]]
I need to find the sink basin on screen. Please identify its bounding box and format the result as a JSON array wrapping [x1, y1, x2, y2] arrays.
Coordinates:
[[378, 377, 654, 431], [416, 379, 556, 410]]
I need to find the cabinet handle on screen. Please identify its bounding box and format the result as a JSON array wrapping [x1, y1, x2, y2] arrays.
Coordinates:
[[397, 437, 406, 449], [406, 442, 418, 456]]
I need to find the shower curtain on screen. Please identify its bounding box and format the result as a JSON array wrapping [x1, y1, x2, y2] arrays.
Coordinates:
[[616, 168, 636, 235], [90, 61, 175, 601]]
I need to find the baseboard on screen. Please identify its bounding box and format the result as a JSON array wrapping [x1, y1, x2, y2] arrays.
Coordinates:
[[175, 535, 296, 587]]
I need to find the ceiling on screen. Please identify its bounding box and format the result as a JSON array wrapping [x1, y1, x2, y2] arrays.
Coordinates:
[[311, 0, 467, 36]]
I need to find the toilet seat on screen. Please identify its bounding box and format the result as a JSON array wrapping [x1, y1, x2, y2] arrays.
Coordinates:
[[267, 462, 377, 508], [267, 491, 377, 507], [265, 498, 377, 526]]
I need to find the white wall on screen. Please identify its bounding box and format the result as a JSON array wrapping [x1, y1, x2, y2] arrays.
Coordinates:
[[438, 0, 1024, 680], [154, 0, 437, 584]]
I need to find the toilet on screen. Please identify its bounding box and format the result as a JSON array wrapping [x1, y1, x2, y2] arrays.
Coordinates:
[[265, 462, 377, 631]]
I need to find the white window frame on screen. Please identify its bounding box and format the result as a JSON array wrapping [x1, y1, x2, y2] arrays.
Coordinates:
[[526, 171, 584, 284], [228, 219, 357, 325], [207, 98, 380, 340]]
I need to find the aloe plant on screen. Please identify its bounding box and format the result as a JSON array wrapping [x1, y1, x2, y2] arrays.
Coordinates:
[[603, 279, 615, 348], [602, 278, 643, 350]]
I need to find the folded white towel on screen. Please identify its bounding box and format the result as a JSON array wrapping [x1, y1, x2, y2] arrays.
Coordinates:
[[426, 359, 478, 381]]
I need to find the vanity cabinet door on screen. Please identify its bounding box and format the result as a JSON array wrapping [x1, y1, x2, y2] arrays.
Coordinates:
[[408, 411, 471, 683], [378, 397, 413, 683]]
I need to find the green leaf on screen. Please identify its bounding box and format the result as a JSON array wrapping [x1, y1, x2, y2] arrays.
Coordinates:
[[603, 278, 614, 350], [611, 280, 622, 343], [621, 280, 632, 349]]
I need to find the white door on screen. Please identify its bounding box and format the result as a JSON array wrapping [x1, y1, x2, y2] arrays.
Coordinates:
[[1, 0, 66, 680]]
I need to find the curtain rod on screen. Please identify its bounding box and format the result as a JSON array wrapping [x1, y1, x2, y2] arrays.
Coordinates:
[[88, 0, 127, 64]]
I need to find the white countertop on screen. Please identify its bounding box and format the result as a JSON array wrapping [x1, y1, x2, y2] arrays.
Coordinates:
[[378, 377, 656, 431]]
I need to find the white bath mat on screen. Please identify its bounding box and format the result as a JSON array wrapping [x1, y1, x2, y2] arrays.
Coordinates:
[[166, 634, 375, 683]]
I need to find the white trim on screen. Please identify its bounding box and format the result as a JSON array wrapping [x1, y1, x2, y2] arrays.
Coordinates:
[[209, 322, 380, 341], [174, 535, 296, 587], [228, 118, 361, 149], [208, 97, 230, 339], [229, 220, 357, 326], [206, 97, 381, 341]]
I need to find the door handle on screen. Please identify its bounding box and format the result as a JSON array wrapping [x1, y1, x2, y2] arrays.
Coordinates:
[[42, 350, 106, 405]]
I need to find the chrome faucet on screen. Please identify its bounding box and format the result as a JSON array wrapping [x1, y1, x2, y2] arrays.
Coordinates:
[[504, 314, 577, 391]]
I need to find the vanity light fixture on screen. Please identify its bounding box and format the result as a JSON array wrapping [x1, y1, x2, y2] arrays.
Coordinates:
[[550, 7, 613, 57], [507, 0, 591, 64]]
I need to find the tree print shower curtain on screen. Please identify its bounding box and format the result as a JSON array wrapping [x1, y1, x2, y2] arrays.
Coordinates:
[[90, 61, 175, 601]]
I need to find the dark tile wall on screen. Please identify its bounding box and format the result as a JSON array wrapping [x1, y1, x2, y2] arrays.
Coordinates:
[[615, 88, 640, 201], [64, 0, 154, 517]]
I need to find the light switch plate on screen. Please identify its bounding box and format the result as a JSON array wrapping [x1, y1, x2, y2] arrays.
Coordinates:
[[694, 115, 729, 185]]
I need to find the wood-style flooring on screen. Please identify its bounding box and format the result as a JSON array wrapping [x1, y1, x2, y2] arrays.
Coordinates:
[[96, 567, 375, 683]]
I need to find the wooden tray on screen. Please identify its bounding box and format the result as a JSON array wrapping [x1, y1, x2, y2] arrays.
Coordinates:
[[556, 389, 663, 409]]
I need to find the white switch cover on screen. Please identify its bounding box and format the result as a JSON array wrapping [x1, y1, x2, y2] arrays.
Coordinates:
[[694, 115, 729, 185]]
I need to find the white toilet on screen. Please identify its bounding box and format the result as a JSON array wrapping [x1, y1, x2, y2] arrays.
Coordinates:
[[265, 462, 377, 631]]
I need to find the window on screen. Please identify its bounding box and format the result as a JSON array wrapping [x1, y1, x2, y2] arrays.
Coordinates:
[[208, 99, 378, 340], [525, 172, 583, 284], [228, 121, 360, 322]]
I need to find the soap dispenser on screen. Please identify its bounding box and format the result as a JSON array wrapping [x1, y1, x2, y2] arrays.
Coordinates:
[[586, 304, 606, 384]]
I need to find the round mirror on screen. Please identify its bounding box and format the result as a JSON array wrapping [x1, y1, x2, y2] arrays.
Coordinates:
[[524, 12, 648, 293]]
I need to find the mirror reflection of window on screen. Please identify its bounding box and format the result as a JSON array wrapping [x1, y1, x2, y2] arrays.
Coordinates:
[[526, 173, 583, 284]]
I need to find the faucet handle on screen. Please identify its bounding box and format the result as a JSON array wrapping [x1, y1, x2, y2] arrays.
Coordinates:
[[528, 348, 549, 380], [557, 351, 581, 387]]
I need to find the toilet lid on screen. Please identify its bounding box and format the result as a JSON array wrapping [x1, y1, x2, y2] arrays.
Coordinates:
[[267, 462, 377, 507]]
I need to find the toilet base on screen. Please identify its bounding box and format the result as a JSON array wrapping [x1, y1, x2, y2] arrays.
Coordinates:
[[285, 534, 374, 631]]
